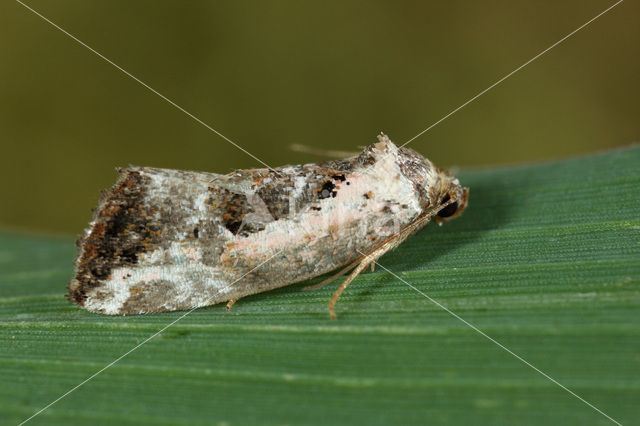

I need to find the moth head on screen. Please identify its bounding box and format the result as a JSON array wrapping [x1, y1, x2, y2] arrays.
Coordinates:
[[371, 134, 469, 223], [434, 173, 469, 224]]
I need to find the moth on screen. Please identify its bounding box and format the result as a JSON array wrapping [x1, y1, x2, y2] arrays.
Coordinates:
[[68, 134, 468, 319]]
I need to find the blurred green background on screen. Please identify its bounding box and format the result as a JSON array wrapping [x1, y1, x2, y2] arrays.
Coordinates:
[[1, 0, 638, 234]]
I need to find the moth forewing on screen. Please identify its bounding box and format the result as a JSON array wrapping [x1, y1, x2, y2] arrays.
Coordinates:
[[68, 134, 468, 317]]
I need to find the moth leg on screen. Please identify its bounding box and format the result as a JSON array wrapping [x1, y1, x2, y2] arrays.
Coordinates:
[[370, 263, 375, 272], [328, 212, 435, 319], [328, 258, 374, 320], [303, 258, 361, 291], [226, 299, 237, 311], [329, 244, 393, 320]]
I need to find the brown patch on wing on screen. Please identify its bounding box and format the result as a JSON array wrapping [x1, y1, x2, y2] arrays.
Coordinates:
[[212, 164, 357, 227], [218, 191, 250, 234], [119, 280, 173, 314], [68, 169, 161, 306], [255, 177, 293, 220], [206, 188, 266, 236]]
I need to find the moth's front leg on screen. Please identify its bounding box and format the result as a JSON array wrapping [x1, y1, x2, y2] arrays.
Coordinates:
[[327, 245, 388, 320], [328, 212, 434, 320]]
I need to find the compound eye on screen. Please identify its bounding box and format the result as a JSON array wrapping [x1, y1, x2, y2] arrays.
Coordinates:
[[437, 194, 458, 218]]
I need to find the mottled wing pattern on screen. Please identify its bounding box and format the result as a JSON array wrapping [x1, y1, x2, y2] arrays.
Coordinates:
[[68, 136, 466, 315]]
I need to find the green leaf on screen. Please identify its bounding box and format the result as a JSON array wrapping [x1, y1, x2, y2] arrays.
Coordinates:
[[2, 147, 639, 425]]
